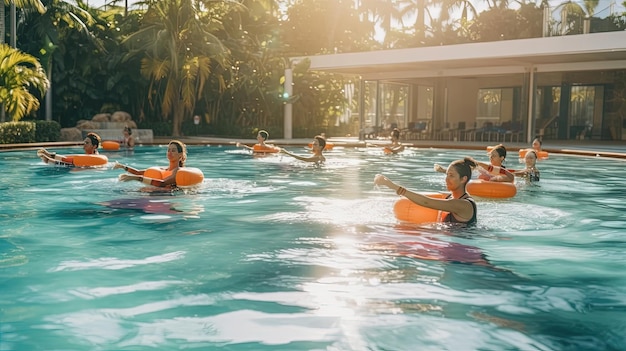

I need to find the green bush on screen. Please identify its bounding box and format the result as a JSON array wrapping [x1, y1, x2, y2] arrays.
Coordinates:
[[140, 121, 172, 136], [35, 120, 61, 142], [0, 121, 36, 144]]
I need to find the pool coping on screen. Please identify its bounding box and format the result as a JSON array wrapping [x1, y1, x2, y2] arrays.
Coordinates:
[[2, 138, 625, 160]]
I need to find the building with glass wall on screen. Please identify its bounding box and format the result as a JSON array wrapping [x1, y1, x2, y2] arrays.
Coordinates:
[[299, 30, 626, 143]]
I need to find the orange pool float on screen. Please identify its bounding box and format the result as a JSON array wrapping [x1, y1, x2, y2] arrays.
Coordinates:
[[308, 142, 334, 151], [144, 166, 204, 187], [393, 193, 448, 224], [252, 144, 280, 153], [519, 149, 549, 159], [466, 179, 516, 198], [102, 141, 120, 151], [38, 150, 109, 167]]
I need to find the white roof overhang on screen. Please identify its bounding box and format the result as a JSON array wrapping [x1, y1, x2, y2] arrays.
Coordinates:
[[295, 31, 626, 80]]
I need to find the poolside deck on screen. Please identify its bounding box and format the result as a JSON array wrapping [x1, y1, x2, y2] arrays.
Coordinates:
[[2, 137, 625, 159]]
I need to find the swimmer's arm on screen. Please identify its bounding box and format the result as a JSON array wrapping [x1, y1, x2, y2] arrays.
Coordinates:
[[236, 142, 254, 151], [475, 162, 514, 182], [280, 148, 317, 162], [118, 171, 175, 187], [388, 145, 405, 153], [434, 164, 446, 173], [374, 174, 473, 219], [114, 161, 145, 175], [512, 168, 528, 177]]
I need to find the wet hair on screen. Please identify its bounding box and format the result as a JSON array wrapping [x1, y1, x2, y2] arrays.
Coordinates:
[[525, 150, 538, 162], [314, 135, 326, 151], [532, 136, 542, 146], [258, 130, 269, 140], [492, 144, 507, 159], [391, 128, 400, 139], [449, 157, 478, 183], [86, 132, 101, 148], [124, 126, 132, 135], [169, 140, 187, 167]]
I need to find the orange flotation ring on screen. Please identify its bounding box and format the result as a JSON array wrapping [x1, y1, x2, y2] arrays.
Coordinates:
[[308, 142, 334, 151], [102, 141, 120, 151], [393, 193, 448, 224], [38, 151, 108, 167], [70, 154, 109, 167], [144, 166, 204, 187], [466, 179, 516, 198], [519, 149, 548, 159], [252, 144, 280, 153]]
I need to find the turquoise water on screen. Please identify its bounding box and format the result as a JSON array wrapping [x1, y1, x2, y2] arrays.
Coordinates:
[[1, 145, 625, 350]]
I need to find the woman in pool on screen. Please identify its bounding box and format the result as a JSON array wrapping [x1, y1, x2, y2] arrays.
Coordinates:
[[375, 157, 479, 225], [236, 130, 278, 152], [114, 140, 187, 187], [280, 135, 326, 164], [476, 144, 514, 182], [513, 150, 540, 182], [38, 132, 102, 163], [122, 126, 135, 148], [434, 144, 513, 183], [374, 128, 405, 154]]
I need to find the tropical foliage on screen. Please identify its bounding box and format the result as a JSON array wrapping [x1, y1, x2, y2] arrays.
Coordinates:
[[0, 43, 49, 121]]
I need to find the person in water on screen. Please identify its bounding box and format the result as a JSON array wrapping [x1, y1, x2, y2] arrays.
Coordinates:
[[236, 130, 276, 151], [114, 140, 187, 187], [280, 135, 326, 164], [375, 157, 479, 226], [377, 128, 405, 154], [531, 136, 542, 153], [38, 132, 102, 163], [122, 126, 135, 148], [476, 144, 514, 182], [513, 150, 540, 182], [434, 144, 513, 183]]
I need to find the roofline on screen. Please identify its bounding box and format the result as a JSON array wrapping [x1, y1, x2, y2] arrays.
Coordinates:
[[294, 31, 626, 78]]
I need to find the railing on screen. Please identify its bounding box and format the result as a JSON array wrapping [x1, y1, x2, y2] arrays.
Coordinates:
[[544, 1, 624, 37]]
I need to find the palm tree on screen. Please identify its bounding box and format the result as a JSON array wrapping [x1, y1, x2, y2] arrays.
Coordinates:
[[17, 0, 99, 121], [1, 0, 46, 46], [0, 43, 49, 121], [123, 0, 231, 136]]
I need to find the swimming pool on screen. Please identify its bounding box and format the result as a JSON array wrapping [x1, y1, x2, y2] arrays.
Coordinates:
[[1, 145, 625, 350]]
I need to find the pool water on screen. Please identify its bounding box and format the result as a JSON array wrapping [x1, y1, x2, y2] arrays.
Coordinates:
[[1, 145, 625, 350]]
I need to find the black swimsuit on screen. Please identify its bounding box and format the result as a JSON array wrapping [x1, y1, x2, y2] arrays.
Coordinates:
[[442, 193, 477, 226]]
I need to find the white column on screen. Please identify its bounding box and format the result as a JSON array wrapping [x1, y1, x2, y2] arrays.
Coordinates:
[[283, 68, 293, 139], [526, 66, 535, 143]]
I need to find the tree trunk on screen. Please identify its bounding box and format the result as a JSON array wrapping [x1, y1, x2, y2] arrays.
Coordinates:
[[172, 101, 184, 137]]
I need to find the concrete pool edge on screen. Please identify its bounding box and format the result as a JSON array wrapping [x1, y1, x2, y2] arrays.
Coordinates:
[[2, 137, 625, 160]]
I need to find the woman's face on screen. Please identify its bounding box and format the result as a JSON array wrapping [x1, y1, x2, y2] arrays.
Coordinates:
[[167, 144, 182, 163], [525, 152, 537, 167], [489, 150, 504, 166], [256, 133, 265, 143], [83, 137, 97, 154], [311, 139, 321, 151], [532, 139, 541, 151], [445, 165, 465, 191]]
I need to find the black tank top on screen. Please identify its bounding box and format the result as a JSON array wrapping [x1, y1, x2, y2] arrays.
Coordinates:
[[442, 193, 477, 226]]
